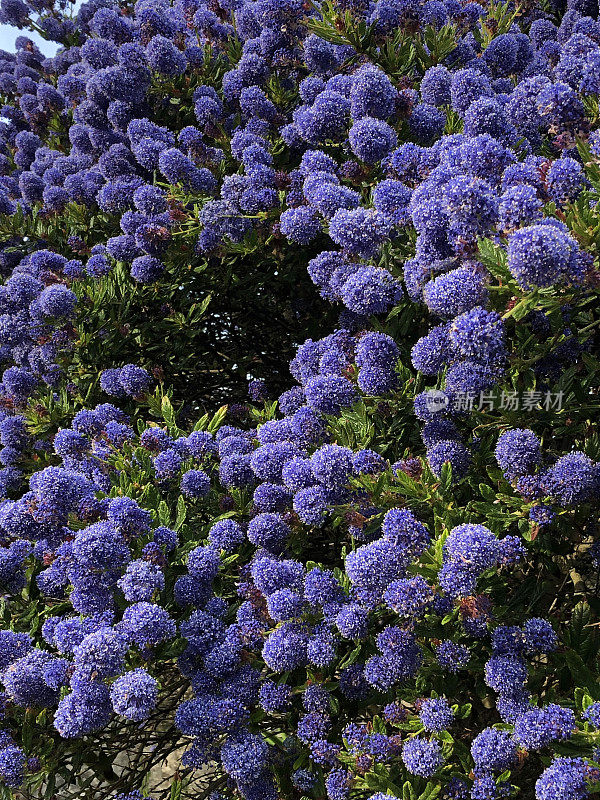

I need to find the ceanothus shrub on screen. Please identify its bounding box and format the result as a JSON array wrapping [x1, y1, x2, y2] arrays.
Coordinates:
[[0, 0, 596, 798]]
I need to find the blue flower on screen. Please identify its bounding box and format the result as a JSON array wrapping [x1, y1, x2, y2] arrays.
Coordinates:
[[329, 210, 391, 258], [280, 206, 322, 244], [401, 736, 443, 777], [471, 727, 518, 772], [419, 697, 454, 732], [110, 669, 158, 721], [349, 117, 397, 164], [507, 224, 575, 289]]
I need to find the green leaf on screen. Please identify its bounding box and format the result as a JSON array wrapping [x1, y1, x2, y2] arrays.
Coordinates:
[[477, 237, 511, 282], [417, 782, 441, 800], [564, 602, 599, 662], [188, 293, 212, 323], [170, 778, 183, 800], [440, 461, 453, 492], [338, 645, 362, 669], [503, 291, 540, 321], [403, 780, 417, 800], [575, 687, 587, 710], [161, 395, 176, 426], [582, 693, 594, 710], [208, 405, 228, 433], [372, 715, 386, 734], [414, 23, 458, 68], [194, 413, 209, 430], [158, 500, 171, 527], [175, 495, 187, 531], [479, 483, 497, 502]]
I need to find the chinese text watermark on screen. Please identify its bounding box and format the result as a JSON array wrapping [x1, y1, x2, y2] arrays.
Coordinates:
[[425, 390, 565, 413]]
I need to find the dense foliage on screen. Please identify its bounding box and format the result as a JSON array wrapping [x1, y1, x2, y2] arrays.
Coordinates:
[[0, 0, 597, 798]]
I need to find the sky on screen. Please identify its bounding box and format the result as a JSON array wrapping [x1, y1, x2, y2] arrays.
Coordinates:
[[0, 23, 58, 55]]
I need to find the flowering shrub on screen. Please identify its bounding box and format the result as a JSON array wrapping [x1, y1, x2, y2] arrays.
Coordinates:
[[0, 0, 598, 798]]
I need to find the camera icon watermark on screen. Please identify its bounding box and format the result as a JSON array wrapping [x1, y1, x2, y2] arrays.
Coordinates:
[[425, 390, 451, 413]]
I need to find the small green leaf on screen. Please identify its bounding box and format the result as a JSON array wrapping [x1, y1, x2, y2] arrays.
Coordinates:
[[582, 694, 594, 710], [479, 483, 497, 502], [440, 461, 453, 492], [208, 405, 228, 433], [417, 782, 441, 800], [403, 780, 417, 800], [175, 495, 187, 531], [158, 500, 170, 527], [161, 395, 175, 425], [170, 778, 183, 800]]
